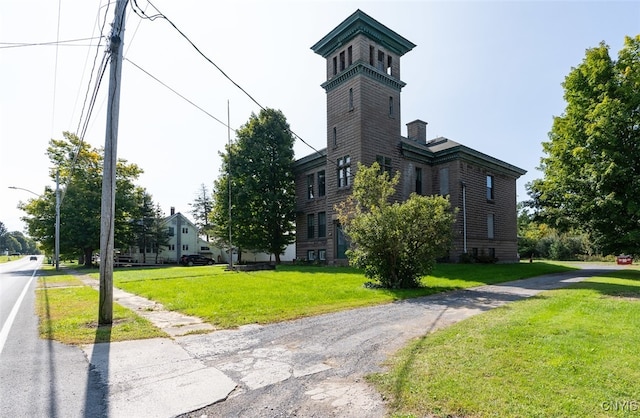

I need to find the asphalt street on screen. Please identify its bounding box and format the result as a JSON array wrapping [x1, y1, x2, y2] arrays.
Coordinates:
[[0, 257, 106, 417]]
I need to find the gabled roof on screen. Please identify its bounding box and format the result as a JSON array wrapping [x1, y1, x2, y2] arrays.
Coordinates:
[[311, 9, 416, 58], [163, 212, 198, 230]]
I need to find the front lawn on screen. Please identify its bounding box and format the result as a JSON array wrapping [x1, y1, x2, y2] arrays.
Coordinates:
[[36, 266, 167, 344], [369, 267, 640, 417], [91, 262, 576, 329]]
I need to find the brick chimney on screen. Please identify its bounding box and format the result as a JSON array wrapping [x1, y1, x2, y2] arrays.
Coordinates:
[[406, 119, 428, 144], [170, 206, 175, 216]]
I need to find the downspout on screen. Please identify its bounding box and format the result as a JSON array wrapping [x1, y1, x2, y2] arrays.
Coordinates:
[[461, 181, 467, 254]]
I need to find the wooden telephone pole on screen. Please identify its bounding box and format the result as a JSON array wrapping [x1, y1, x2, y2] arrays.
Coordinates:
[[99, 0, 128, 325]]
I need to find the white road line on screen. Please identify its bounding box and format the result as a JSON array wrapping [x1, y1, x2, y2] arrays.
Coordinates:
[[0, 269, 37, 356]]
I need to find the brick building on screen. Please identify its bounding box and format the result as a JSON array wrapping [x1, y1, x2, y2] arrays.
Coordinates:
[[294, 10, 526, 264]]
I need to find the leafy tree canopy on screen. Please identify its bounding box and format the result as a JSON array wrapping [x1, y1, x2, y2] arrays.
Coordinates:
[[20, 132, 143, 266], [212, 108, 296, 263], [527, 35, 640, 256]]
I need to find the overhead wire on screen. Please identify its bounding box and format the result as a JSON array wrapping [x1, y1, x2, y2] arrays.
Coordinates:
[[131, 0, 332, 171], [62, 0, 115, 204], [0, 37, 101, 49], [124, 57, 235, 133]]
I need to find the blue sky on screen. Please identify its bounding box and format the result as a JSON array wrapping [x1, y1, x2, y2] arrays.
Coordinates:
[[1, 1, 639, 234]]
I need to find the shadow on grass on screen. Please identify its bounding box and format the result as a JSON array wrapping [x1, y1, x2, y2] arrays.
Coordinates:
[[569, 269, 640, 299], [39, 278, 110, 416]]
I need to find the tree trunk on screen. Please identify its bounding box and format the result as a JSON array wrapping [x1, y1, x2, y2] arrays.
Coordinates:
[[274, 252, 281, 264], [83, 247, 94, 268]]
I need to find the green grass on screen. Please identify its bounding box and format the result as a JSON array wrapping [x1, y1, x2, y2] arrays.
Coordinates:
[[80, 262, 577, 329], [36, 265, 167, 344], [0, 255, 21, 263], [368, 267, 640, 418]]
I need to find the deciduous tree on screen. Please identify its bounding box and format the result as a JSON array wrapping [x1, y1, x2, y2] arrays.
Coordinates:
[[527, 35, 640, 256], [20, 132, 142, 266], [212, 108, 296, 263]]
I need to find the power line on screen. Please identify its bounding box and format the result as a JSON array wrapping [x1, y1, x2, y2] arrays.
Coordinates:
[[0, 37, 102, 49], [130, 0, 336, 172], [124, 57, 235, 133]]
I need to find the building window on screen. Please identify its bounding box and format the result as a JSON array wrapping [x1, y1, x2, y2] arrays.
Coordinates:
[[349, 88, 354, 110], [307, 174, 314, 199], [336, 223, 349, 259], [377, 50, 385, 71], [347, 46, 352, 66], [389, 96, 394, 117], [318, 249, 326, 261], [386, 55, 392, 75], [487, 175, 494, 200], [318, 212, 327, 238], [168, 244, 175, 251], [317, 170, 326, 197], [307, 250, 315, 261], [167, 227, 175, 236], [333, 56, 337, 76], [439, 167, 449, 195], [487, 214, 495, 239], [182, 227, 188, 234], [337, 155, 351, 188], [369, 45, 375, 66], [488, 248, 496, 258], [182, 244, 189, 251], [307, 214, 315, 239], [376, 155, 392, 175], [333, 126, 337, 147], [339, 50, 345, 71], [415, 167, 423, 194]]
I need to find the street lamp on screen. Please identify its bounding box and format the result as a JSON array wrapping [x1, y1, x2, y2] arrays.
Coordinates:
[[8, 186, 39, 196], [8, 176, 60, 271]]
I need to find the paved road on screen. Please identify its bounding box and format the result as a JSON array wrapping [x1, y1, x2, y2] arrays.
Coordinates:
[[0, 256, 106, 417]]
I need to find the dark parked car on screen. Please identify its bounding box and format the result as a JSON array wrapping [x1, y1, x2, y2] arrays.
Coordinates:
[[30, 256, 37, 261], [180, 254, 214, 266]]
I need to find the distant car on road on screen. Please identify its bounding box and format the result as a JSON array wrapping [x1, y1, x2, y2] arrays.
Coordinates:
[[29, 256, 37, 261], [180, 254, 214, 266]]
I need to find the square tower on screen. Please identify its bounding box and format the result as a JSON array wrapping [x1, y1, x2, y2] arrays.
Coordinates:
[[306, 10, 416, 262]]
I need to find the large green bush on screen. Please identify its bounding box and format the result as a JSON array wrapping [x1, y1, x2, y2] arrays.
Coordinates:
[[336, 163, 456, 288]]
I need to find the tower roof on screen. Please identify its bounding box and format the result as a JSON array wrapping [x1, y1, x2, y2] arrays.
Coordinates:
[[311, 9, 416, 58]]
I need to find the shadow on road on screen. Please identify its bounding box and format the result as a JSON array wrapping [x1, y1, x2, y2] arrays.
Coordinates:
[[40, 282, 60, 417], [83, 325, 111, 418]]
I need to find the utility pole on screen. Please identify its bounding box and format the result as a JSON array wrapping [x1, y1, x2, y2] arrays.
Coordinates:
[[55, 169, 60, 271], [227, 100, 233, 270], [99, 0, 128, 326]]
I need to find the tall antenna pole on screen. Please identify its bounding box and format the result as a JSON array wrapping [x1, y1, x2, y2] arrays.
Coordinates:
[[99, 0, 128, 326], [227, 100, 233, 270]]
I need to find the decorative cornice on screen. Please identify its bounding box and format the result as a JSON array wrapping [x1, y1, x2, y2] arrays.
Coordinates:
[[400, 138, 527, 178], [293, 148, 327, 173], [321, 62, 406, 92], [311, 9, 416, 58]]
